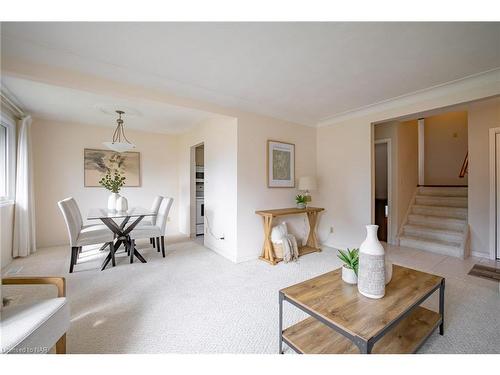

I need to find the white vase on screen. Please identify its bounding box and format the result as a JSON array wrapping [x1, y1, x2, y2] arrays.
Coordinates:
[[385, 259, 393, 285], [342, 265, 358, 284], [116, 196, 128, 212], [107, 193, 120, 211], [358, 225, 386, 299]]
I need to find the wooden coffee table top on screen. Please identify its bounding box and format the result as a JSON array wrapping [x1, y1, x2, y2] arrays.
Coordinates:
[[280, 265, 443, 341]]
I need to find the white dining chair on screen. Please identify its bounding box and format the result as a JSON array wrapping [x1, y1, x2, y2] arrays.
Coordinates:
[[146, 196, 163, 247], [130, 197, 173, 258], [57, 197, 115, 273]]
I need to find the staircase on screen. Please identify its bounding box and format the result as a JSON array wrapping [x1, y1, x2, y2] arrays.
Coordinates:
[[399, 186, 470, 258]]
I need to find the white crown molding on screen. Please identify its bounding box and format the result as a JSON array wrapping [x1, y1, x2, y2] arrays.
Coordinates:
[[317, 68, 500, 127], [0, 84, 27, 117]]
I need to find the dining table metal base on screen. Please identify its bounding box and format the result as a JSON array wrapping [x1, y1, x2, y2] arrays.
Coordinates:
[[100, 238, 147, 269], [99, 215, 147, 270]]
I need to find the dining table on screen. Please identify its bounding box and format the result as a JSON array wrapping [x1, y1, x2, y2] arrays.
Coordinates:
[[87, 207, 156, 270]]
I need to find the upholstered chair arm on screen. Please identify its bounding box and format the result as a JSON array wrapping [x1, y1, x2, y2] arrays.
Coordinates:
[[2, 277, 66, 297]]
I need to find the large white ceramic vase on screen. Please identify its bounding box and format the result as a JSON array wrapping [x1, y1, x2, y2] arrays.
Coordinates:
[[358, 224, 386, 299], [116, 196, 128, 212], [108, 192, 120, 211]]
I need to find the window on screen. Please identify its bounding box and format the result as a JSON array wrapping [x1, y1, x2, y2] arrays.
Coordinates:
[[0, 114, 16, 203]]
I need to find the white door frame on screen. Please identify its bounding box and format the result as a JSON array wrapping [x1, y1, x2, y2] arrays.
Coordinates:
[[374, 138, 393, 244], [489, 127, 500, 260]]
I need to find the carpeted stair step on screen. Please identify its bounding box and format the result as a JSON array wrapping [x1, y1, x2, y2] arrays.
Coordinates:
[[412, 205, 467, 219], [407, 214, 466, 231], [403, 224, 464, 243], [417, 186, 468, 197], [399, 235, 463, 258], [415, 195, 468, 208]]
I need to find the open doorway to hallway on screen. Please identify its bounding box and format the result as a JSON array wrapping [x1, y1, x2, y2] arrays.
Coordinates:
[[374, 139, 391, 242], [373, 109, 469, 258], [190, 143, 205, 244]]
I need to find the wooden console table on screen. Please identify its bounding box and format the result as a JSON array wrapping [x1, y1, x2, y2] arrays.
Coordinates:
[[255, 207, 324, 265], [279, 265, 445, 354]]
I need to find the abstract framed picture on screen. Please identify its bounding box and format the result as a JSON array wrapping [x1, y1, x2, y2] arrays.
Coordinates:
[[267, 140, 295, 188], [84, 148, 141, 187]]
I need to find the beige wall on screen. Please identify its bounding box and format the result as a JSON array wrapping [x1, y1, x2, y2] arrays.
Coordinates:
[[32, 119, 180, 248], [5, 58, 500, 260], [236, 114, 317, 262], [315, 70, 499, 255], [0, 203, 14, 268], [468, 97, 500, 257], [397, 120, 419, 231], [178, 117, 238, 262], [425, 111, 468, 185], [316, 121, 372, 250]]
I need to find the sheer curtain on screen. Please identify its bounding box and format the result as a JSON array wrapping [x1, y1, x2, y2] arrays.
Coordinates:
[[12, 115, 36, 257]]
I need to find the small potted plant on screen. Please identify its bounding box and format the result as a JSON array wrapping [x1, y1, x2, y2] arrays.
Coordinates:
[[99, 170, 126, 211], [337, 248, 359, 284], [295, 194, 307, 209]]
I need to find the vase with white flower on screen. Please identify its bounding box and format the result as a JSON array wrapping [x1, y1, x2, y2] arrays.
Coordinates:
[[99, 170, 126, 211]]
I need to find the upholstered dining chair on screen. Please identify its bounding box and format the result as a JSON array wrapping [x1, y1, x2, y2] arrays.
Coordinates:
[[58, 197, 115, 273], [130, 197, 173, 258], [146, 196, 163, 247]]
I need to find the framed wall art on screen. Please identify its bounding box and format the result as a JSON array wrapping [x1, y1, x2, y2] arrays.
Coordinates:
[[267, 140, 295, 188], [84, 148, 141, 187]]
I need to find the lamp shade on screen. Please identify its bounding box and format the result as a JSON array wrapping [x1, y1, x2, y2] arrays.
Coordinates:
[[103, 141, 136, 153], [298, 176, 317, 191]]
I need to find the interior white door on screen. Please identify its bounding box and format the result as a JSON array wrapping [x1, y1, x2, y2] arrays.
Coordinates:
[[496, 133, 500, 259]]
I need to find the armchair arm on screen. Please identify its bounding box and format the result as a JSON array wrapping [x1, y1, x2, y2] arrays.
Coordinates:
[[2, 276, 66, 297]]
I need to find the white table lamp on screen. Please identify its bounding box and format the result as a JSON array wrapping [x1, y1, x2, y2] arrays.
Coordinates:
[[298, 176, 317, 204]]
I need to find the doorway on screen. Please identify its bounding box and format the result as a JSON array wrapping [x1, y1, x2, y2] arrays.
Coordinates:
[[374, 139, 391, 242], [190, 143, 205, 243]]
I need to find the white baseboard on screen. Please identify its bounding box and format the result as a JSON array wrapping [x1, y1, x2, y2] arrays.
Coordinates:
[[235, 254, 260, 263], [471, 251, 495, 260]]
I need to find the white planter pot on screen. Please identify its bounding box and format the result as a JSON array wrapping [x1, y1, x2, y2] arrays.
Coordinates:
[[107, 193, 120, 211], [342, 266, 358, 284], [358, 224, 386, 299], [296, 202, 306, 209], [116, 196, 128, 212]]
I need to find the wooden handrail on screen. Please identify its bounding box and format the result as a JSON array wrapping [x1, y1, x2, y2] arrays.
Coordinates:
[[459, 152, 468, 178]]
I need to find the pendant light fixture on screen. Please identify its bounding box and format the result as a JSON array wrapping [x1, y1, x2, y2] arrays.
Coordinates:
[[103, 110, 136, 152]]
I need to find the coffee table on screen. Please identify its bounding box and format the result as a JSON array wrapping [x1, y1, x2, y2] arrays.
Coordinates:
[[279, 265, 445, 354]]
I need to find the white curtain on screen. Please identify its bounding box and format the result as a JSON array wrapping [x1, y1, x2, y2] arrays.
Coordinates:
[[12, 115, 36, 257]]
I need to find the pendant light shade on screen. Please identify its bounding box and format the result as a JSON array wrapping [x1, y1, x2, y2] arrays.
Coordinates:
[[103, 110, 136, 152]]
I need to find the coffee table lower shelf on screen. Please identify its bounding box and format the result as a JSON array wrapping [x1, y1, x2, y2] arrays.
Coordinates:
[[282, 306, 441, 354]]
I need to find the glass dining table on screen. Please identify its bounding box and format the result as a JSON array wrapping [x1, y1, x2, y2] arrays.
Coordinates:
[[87, 207, 156, 270]]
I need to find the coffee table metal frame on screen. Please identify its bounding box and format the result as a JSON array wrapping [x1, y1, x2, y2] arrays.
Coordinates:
[[279, 277, 445, 354]]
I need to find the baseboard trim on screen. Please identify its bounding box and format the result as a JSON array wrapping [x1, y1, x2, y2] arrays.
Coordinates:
[[471, 251, 495, 260]]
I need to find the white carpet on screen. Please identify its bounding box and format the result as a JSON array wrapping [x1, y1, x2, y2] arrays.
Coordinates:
[[2, 239, 499, 353]]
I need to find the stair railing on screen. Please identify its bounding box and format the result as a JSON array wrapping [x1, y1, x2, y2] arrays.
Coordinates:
[[459, 152, 468, 178]]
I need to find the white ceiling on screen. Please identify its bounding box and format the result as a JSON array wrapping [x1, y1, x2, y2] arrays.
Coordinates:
[[1, 76, 221, 134], [2, 22, 500, 125]]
